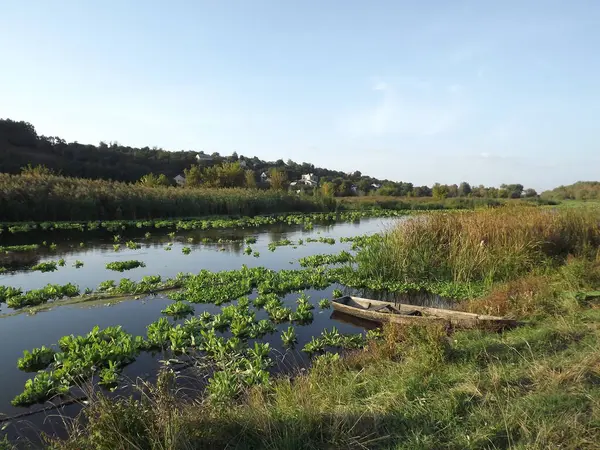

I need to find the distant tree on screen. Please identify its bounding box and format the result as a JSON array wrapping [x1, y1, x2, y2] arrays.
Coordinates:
[[231, 151, 239, 161], [269, 168, 288, 190], [337, 180, 354, 197], [183, 165, 202, 187], [321, 181, 335, 197], [458, 182, 472, 197], [412, 185, 432, 197], [501, 183, 524, 199], [524, 188, 538, 198], [245, 169, 257, 189], [432, 183, 449, 199]]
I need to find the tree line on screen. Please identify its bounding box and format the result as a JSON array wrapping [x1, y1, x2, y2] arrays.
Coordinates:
[[1, 118, 540, 198]]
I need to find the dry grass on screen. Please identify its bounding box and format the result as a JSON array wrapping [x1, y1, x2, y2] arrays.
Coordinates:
[[358, 206, 600, 284]]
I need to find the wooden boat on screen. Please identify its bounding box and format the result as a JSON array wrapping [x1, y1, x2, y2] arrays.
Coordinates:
[[332, 296, 519, 331]]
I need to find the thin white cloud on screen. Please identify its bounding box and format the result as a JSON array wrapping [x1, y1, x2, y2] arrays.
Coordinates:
[[337, 80, 468, 137]]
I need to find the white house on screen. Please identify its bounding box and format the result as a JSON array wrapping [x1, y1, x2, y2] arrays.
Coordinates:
[[174, 174, 186, 186], [300, 173, 318, 186], [260, 172, 269, 182], [196, 153, 213, 163]]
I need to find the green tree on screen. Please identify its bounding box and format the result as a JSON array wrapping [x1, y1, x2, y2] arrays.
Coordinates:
[[321, 181, 335, 197], [524, 188, 538, 198], [183, 165, 202, 187], [269, 168, 288, 190], [432, 183, 449, 199], [245, 169, 257, 189], [458, 182, 472, 197]]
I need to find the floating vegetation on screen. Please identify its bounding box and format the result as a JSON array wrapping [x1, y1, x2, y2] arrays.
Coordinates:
[[318, 298, 331, 309], [31, 261, 58, 273], [113, 244, 121, 252], [58, 258, 66, 267], [113, 235, 121, 243], [17, 346, 55, 372], [161, 301, 194, 317], [268, 239, 293, 252], [0, 209, 408, 236], [0, 244, 39, 253], [244, 246, 252, 255], [0, 285, 22, 303], [302, 327, 366, 354], [125, 240, 141, 250], [182, 247, 191, 255], [13, 326, 143, 405], [306, 236, 336, 245], [6, 283, 79, 308], [245, 237, 257, 244], [144, 232, 151, 239], [299, 251, 354, 268], [105, 260, 146, 272], [253, 251, 260, 258], [281, 326, 297, 348], [73, 260, 84, 268]]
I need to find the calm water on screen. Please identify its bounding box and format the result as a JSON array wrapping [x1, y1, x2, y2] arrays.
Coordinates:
[[0, 217, 400, 425]]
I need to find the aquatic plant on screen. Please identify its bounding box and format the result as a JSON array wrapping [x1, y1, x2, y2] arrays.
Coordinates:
[[245, 236, 257, 244], [332, 288, 343, 298], [244, 246, 252, 255], [105, 260, 146, 272], [17, 346, 56, 372], [31, 261, 58, 272], [0, 244, 39, 253], [161, 301, 194, 317], [125, 240, 141, 250], [113, 244, 121, 252], [113, 235, 121, 243], [253, 251, 260, 258], [318, 298, 331, 309], [6, 283, 79, 308], [182, 246, 192, 255], [281, 326, 297, 348], [73, 260, 84, 268], [299, 251, 354, 268], [144, 232, 151, 239]]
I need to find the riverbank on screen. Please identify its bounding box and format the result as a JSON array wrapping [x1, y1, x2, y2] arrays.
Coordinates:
[[46, 207, 600, 449]]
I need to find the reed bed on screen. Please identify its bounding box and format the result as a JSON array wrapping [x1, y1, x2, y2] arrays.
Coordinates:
[[0, 173, 334, 221], [357, 207, 600, 283]]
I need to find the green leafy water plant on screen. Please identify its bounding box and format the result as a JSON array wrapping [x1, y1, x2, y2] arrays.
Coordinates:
[[31, 261, 58, 273], [161, 301, 194, 317], [6, 283, 79, 308], [281, 326, 297, 348], [73, 260, 84, 268], [182, 246, 191, 255], [125, 240, 141, 250], [17, 346, 56, 372], [319, 298, 331, 309], [105, 260, 146, 272]]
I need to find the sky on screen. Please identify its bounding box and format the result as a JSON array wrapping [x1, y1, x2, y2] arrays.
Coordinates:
[[1, 0, 599, 191]]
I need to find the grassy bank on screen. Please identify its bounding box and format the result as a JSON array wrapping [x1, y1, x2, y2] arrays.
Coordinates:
[[0, 173, 335, 222], [357, 207, 600, 284]]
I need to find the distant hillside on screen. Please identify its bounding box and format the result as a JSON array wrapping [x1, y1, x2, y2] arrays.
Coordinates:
[[1, 118, 539, 199], [541, 182, 600, 200], [0, 118, 357, 184]]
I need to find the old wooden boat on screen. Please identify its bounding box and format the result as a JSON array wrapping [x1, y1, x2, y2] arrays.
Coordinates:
[[332, 296, 519, 330]]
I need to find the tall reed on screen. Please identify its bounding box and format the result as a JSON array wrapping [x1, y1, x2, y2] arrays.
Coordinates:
[[357, 207, 600, 283], [0, 173, 336, 221]]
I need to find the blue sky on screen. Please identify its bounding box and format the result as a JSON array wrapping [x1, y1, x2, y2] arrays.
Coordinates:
[[1, 1, 598, 190]]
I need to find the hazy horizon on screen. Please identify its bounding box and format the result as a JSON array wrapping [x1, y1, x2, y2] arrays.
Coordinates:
[[2, 1, 598, 191]]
